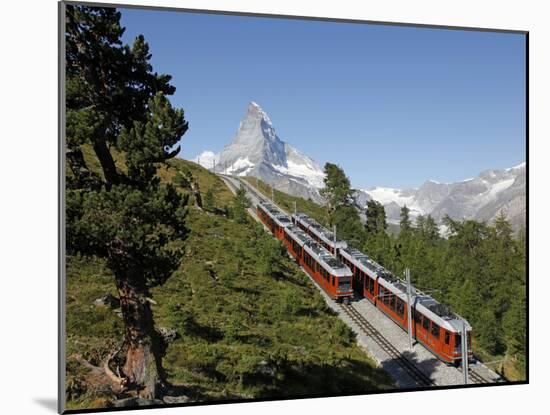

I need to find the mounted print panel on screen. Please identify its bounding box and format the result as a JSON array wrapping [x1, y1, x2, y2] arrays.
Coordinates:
[[59, 1, 528, 413]]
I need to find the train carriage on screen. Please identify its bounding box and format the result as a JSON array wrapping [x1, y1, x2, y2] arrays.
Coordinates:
[[413, 298, 473, 365], [284, 225, 354, 302], [256, 201, 292, 241], [338, 246, 379, 302], [292, 213, 347, 254], [372, 265, 473, 365]]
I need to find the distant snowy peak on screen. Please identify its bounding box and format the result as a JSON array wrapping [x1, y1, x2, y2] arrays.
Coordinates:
[[506, 161, 526, 171], [215, 102, 325, 198], [355, 163, 526, 230]]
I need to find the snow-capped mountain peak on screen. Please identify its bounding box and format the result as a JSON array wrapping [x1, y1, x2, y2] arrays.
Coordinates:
[[193, 101, 326, 201]]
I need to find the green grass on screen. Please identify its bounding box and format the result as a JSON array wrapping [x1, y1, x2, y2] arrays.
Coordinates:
[[65, 154, 394, 409]]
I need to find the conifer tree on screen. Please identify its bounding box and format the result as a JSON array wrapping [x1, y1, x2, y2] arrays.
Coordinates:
[[320, 163, 354, 224], [65, 5, 189, 398], [365, 200, 387, 235], [320, 162, 364, 246], [399, 205, 412, 235], [203, 187, 215, 211], [232, 187, 250, 224]]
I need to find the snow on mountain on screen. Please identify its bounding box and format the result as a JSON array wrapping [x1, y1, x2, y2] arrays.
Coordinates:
[[214, 102, 325, 201], [355, 163, 526, 230]]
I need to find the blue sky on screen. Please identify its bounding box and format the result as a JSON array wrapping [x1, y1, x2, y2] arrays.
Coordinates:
[[120, 8, 526, 189]]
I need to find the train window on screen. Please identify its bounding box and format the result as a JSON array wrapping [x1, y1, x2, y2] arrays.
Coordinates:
[[431, 323, 440, 338], [339, 277, 351, 291], [444, 332, 450, 345], [455, 334, 461, 347], [422, 316, 430, 330], [389, 295, 396, 310], [396, 299, 404, 317]]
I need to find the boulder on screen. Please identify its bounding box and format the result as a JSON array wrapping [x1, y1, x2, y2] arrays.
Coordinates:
[[162, 395, 190, 404], [158, 327, 179, 343], [93, 294, 120, 309]]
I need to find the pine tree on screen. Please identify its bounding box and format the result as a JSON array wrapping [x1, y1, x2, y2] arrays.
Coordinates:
[[65, 5, 189, 398], [319, 162, 364, 246], [424, 215, 440, 243], [232, 187, 250, 224], [365, 200, 387, 235], [320, 162, 354, 224], [399, 205, 412, 235], [203, 187, 215, 211], [258, 237, 285, 278]]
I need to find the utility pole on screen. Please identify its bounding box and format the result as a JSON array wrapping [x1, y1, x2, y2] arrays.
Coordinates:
[[462, 320, 469, 384], [406, 268, 414, 351], [213, 158, 216, 173], [197, 156, 200, 167], [333, 224, 337, 255], [294, 201, 297, 216]]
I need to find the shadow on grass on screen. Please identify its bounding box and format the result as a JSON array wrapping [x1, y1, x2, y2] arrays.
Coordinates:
[[183, 315, 224, 342], [257, 357, 394, 398]]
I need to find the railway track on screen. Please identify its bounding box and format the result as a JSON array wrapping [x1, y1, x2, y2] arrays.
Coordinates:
[[458, 365, 491, 384], [340, 302, 435, 388]]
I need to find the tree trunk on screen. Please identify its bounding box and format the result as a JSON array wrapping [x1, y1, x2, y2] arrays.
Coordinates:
[[93, 139, 119, 186], [115, 272, 163, 399], [192, 180, 203, 209]]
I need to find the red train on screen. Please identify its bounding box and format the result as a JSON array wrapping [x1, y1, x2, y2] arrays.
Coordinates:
[[292, 212, 473, 365], [257, 202, 353, 302]]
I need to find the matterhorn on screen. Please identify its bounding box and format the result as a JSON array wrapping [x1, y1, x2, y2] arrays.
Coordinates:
[[210, 102, 325, 201]]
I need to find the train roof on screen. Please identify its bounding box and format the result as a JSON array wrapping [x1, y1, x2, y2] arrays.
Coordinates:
[[292, 213, 348, 249], [416, 297, 472, 333], [304, 241, 352, 277], [258, 202, 292, 227], [339, 246, 383, 278], [376, 271, 471, 332], [285, 225, 312, 246], [285, 225, 352, 277]]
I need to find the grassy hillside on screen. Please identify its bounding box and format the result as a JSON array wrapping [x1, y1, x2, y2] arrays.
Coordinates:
[[65, 153, 393, 410]]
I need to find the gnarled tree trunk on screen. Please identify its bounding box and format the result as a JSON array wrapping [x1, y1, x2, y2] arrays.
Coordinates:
[[115, 271, 163, 399]]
